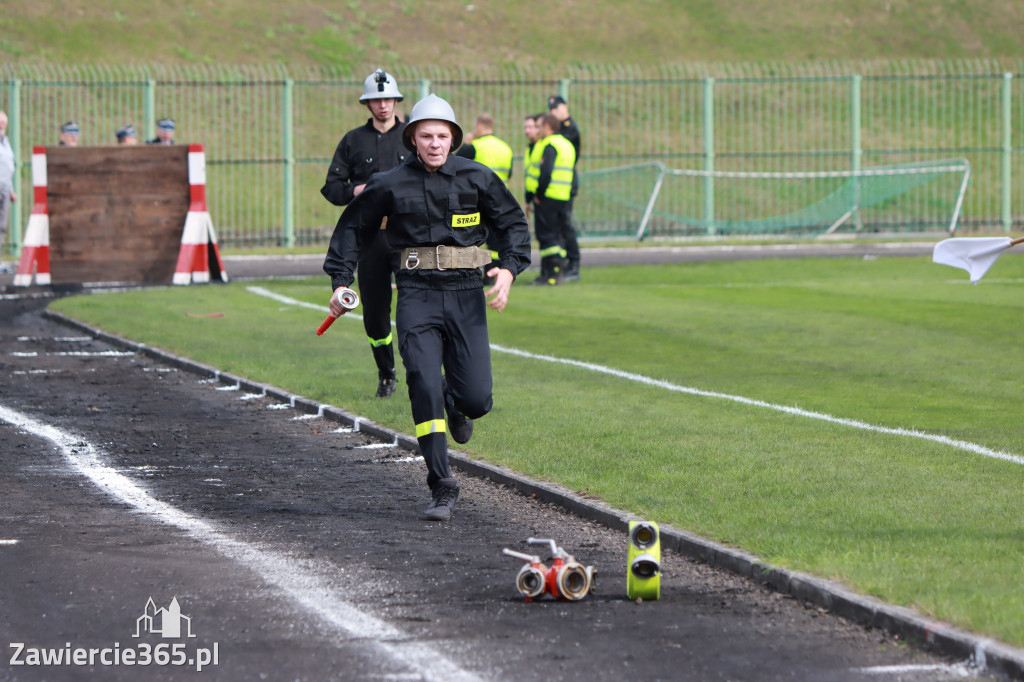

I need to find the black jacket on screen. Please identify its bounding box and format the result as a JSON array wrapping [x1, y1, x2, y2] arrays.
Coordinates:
[[320, 118, 409, 207], [324, 154, 531, 291]]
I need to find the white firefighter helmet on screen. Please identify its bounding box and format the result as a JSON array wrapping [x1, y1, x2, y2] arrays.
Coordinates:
[[359, 69, 404, 103], [402, 94, 464, 152]]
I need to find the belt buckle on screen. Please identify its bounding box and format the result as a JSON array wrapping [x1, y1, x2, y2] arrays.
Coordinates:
[[405, 248, 420, 270], [435, 245, 446, 271]]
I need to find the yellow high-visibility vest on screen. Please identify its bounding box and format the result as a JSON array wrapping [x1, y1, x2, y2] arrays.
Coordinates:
[[528, 133, 575, 201], [471, 134, 513, 184]]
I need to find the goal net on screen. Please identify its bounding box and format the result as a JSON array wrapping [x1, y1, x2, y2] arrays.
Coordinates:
[[576, 159, 971, 240]]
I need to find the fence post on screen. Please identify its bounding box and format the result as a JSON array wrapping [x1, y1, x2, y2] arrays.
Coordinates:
[[559, 78, 571, 101], [419, 79, 432, 102], [8, 78, 21, 256], [1002, 72, 1013, 234], [703, 76, 715, 235], [145, 78, 156, 143], [282, 78, 295, 248], [851, 74, 863, 232]]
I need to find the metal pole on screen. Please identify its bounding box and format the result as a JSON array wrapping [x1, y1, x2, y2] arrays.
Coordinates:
[[851, 74, 863, 232], [419, 79, 431, 102], [703, 77, 715, 235], [1002, 72, 1013, 234], [8, 79, 21, 256], [283, 78, 295, 248], [145, 78, 156, 143]]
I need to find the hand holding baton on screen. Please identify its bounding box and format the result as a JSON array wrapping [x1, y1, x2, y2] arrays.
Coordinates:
[[316, 288, 360, 335]]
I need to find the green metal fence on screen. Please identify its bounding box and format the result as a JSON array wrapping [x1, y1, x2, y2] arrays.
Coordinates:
[[2, 61, 1022, 254]]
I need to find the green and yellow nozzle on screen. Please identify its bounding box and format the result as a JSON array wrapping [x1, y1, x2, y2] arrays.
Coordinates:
[[627, 520, 661, 600]]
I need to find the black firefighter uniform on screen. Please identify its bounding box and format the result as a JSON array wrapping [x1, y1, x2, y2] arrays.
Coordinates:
[[324, 152, 531, 488]]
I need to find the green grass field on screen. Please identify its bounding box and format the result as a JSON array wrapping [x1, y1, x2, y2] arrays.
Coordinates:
[[3, 0, 1022, 68], [50, 252, 1024, 646]]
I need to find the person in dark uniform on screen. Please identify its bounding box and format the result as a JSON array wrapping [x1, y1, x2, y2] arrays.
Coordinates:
[[147, 118, 175, 145], [528, 113, 576, 286], [59, 121, 80, 146], [115, 124, 138, 145], [548, 94, 582, 281], [323, 94, 531, 521], [321, 69, 410, 398]]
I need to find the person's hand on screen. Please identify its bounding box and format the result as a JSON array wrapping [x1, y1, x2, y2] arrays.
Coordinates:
[[353, 183, 367, 197], [9, 192, 15, 202], [330, 286, 355, 317], [484, 268, 514, 313]]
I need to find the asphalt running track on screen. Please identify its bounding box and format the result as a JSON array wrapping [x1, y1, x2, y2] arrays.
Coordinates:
[[0, 244, 1018, 681]]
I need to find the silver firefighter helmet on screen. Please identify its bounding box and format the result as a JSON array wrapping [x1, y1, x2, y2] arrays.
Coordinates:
[[402, 94, 464, 152], [359, 69, 404, 102]]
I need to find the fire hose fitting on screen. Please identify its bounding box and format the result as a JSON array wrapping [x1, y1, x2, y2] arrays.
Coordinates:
[[316, 288, 361, 335], [627, 521, 661, 601], [502, 539, 597, 601]]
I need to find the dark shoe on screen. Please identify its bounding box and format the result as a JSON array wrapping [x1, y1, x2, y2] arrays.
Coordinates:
[[441, 376, 473, 444], [532, 274, 563, 286], [564, 267, 580, 282], [445, 404, 473, 444], [376, 377, 397, 398], [423, 479, 460, 521]]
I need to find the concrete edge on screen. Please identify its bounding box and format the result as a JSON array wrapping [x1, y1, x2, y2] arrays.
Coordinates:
[[43, 309, 1024, 680]]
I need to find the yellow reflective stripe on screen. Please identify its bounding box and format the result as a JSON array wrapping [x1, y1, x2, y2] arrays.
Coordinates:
[[539, 245, 564, 257], [416, 419, 447, 438], [488, 249, 499, 259], [368, 332, 393, 347]]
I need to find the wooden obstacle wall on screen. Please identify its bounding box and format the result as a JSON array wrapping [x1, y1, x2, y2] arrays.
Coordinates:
[[45, 146, 189, 285]]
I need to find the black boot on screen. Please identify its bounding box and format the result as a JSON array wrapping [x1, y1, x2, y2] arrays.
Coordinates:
[[371, 344, 397, 398], [423, 478, 460, 521], [441, 376, 473, 444]]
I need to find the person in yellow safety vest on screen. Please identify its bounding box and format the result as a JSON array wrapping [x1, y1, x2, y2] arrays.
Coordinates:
[[456, 114, 515, 281], [548, 94, 582, 281], [521, 113, 542, 221], [527, 112, 576, 286], [456, 113, 513, 185]]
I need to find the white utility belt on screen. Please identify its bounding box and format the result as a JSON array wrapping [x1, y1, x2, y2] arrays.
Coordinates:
[[401, 245, 492, 271]]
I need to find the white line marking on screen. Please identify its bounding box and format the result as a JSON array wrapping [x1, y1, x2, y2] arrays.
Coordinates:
[[0, 539, 19, 545], [17, 336, 92, 342], [52, 351, 135, 357], [855, 662, 975, 677], [357, 440, 399, 450], [250, 287, 1024, 466], [0, 403, 482, 682]]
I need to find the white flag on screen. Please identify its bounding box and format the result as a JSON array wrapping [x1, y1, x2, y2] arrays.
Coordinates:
[[932, 237, 1013, 284]]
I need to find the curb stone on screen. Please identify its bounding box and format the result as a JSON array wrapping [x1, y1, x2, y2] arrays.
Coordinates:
[[44, 309, 1024, 680]]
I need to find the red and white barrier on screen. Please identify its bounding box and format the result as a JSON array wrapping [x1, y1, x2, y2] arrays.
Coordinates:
[[173, 144, 228, 285], [13, 147, 52, 287]]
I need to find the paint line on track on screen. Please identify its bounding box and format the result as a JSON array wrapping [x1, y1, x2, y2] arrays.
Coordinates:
[[0, 403, 482, 682], [855, 663, 976, 677], [247, 286, 1024, 467]]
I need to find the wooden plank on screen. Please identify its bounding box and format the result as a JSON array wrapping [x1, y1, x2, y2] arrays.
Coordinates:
[[40, 146, 198, 285]]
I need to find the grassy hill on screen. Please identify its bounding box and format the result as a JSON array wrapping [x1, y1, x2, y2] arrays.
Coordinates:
[[1, 0, 1021, 71]]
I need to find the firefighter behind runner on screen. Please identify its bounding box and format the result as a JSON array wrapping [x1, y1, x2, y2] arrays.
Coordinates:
[[527, 112, 576, 285], [456, 113, 515, 282], [323, 94, 531, 521], [321, 69, 409, 398]]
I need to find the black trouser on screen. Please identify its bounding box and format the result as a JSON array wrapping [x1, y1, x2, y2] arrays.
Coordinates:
[[396, 285, 493, 488], [564, 195, 580, 270], [534, 197, 570, 278], [357, 230, 396, 379]]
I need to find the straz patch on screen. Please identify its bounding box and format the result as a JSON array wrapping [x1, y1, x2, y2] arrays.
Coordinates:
[[451, 212, 481, 228]]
